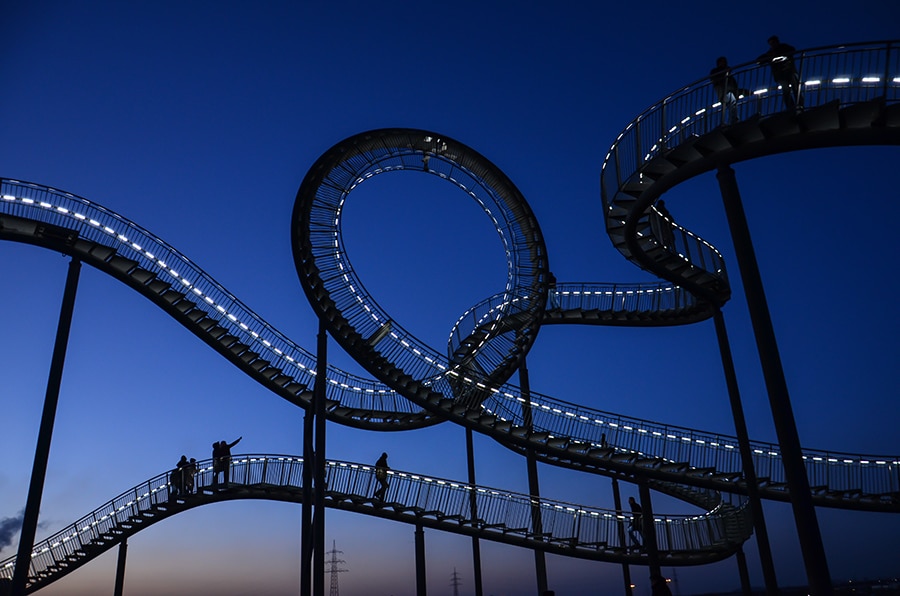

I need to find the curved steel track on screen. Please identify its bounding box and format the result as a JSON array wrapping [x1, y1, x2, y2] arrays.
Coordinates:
[[1, 38, 898, 592]]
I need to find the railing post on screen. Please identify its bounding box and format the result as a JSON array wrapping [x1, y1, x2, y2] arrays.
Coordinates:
[[659, 100, 667, 152], [634, 118, 643, 169]]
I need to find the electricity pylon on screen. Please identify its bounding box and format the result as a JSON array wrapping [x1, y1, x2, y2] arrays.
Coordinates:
[[449, 567, 463, 596], [325, 540, 347, 596]]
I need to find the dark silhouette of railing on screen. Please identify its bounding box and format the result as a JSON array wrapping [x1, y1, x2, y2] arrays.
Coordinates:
[[4, 37, 898, 596], [604, 40, 898, 189], [0, 456, 750, 592], [2, 178, 898, 511], [601, 40, 900, 304], [0, 179, 425, 423]]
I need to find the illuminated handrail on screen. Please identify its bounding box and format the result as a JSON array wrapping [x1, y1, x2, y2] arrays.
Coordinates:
[[2, 180, 898, 502], [603, 40, 899, 194], [600, 41, 899, 296], [478, 381, 900, 498], [0, 456, 750, 589], [0, 179, 419, 418]]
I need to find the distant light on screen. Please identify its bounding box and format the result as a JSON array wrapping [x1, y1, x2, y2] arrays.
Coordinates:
[[833, 77, 851, 84], [861, 76, 880, 83], [804, 80, 821, 86]]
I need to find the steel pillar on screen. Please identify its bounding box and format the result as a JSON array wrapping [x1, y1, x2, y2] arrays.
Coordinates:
[[415, 524, 427, 596], [313, 320, 328, 596], [736, 547, 752, 596], [519, 355, 548, 595], [713, 309, 780, 594], [611, 477, 633, 596], [716, 164, 832, 595], [638, 483, 661, 579], [12, 258, 81, 596], [113, 539, 127, 596], [465, 428, 484, 596], [301, 399, 314, 595]]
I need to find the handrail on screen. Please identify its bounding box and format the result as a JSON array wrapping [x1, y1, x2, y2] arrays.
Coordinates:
[[0, 179, 421, 418], [600, 41, 900, 299], [2, 180, 898, 503], [602, 40, 899, 189], [0, 455, 751, 590]]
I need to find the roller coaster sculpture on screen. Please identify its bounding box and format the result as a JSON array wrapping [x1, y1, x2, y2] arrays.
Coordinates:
[[1, 40, 898, 593]]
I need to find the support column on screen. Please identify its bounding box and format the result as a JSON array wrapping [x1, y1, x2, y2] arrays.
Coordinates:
[[113, 539, 127, 596], [519, 355, 548, 595], [713, 309, 779, 594], [313, 320, 328, 596], [611, 478, 633, 596], [12, 258, 81, 596], [716, 164, 832, 595], [638, 483, 661, 579], [736, 547, 752, 596], [301, 401, 314, 596], [415, 524, 427, 596], [465, 428, 484, 596]]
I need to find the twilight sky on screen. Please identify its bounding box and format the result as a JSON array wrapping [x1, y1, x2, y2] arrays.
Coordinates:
[[1, 2, 898, 595]]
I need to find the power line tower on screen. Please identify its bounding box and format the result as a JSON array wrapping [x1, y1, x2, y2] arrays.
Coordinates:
[[449, 567, 463, 596], [325, 540, 347, 596]]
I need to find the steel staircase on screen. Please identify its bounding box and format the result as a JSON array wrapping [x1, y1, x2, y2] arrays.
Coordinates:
[[2, 38, 899, 593], [0, 456, 750, 593]]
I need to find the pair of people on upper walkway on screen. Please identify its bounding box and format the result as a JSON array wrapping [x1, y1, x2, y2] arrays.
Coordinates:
[[709, 35, 800, 126], [170, 455, 198, 497], [212, 436, 242, 488]]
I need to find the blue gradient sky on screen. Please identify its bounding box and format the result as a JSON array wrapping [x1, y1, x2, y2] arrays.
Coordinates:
[[1, 2, 899, 595]]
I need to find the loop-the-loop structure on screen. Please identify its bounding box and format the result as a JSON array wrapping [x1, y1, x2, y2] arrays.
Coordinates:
[[1, 39, 898, 592]]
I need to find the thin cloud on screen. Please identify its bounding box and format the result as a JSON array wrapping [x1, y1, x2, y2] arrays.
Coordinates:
[[0, 512, 25, 552]]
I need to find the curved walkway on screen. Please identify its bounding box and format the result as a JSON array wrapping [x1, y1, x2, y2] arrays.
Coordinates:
[[1, 40, 899, 591], [601, 40, 900, 305], [0, 455, 750, 593]]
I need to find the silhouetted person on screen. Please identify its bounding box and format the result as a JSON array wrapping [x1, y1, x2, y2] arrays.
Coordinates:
[[170, 455, 189, 497], [600, 433, 608, 449], [184, 457, 198, 493], [651, 574, 673, 595], [213, 436, 242, 487], [373, 452, 390, 501], [759, 35, 801, 110], [628, 496, 643, 549], [710, 56, 739, 124], [547, 271, 558, 308]]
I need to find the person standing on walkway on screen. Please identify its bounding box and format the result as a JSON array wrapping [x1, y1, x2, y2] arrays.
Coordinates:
[[628, 496, 643, 549], [710, 56, 739, 124], [374, 452, 390, 501], [212, 436, 242, 487], [759, 35, 801, 110]]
